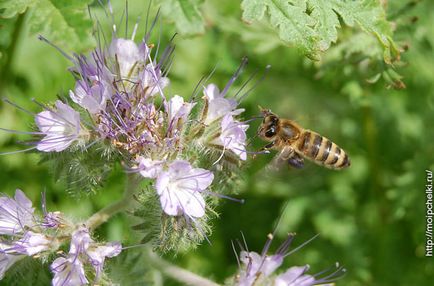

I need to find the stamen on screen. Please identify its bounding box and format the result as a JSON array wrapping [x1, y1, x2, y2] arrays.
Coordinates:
[[37, 35, 73, 61], [0, 146, 36, 155], [231, 240, 241, 268], [190, 62, 219, 102], [221, 56, 248, 98], [203, 191, 245, 204], [125, 0, 129, 38], [283, 233, 320, 258], [238, 64, 271, 103]]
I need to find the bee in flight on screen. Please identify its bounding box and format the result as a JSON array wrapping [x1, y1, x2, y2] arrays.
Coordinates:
[[257, 108, 350, 170]]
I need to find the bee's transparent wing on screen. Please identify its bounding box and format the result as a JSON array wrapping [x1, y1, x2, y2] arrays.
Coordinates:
[[266, 146, 304, 171]]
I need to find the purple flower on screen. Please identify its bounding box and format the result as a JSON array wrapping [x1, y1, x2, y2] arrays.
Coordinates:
[[165, 95, 194, 124], [43, 211, 63, 229], [51, 256, 89, 286], [0, 243, 24, 280], [203, 84, 243, 125], [275, 266, 316, 286], [212, 114, 248, 160], [235, 234, 345, 286], [155, 160, 214, 218], [0, 189, 35, 235], [35, 100, 82, 152], [69, 79, 111, 114], [86, 241, 122, 279], [239, 250, 283, 278], [139, 64, 170, 97], [50, 226, 121, 285], [137, 157, 164, 179], [12, 231, 56, 256], [109, 38, 147, 78], [68, 227, 93, 255]]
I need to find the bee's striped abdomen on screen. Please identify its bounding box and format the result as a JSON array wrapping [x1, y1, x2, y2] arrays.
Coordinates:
[[297, 131, 350, 169]]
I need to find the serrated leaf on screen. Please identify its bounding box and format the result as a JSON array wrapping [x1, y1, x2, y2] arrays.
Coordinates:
[[158, 0, 205, 35], [308, 0, 340, 51], [242, 0, 318, 59], [29, 0, 94, 52], [241, 0, 400, 63], [0, 0, 36, 18], [330, 0, 400, 64], [241, 0, 266, 23]]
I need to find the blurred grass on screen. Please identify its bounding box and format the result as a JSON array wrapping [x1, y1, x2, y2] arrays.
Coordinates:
[[0, 0, 433, 285]]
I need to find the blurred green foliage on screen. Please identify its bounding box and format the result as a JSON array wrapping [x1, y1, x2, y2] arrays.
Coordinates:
[[0, 0, 433, 285]]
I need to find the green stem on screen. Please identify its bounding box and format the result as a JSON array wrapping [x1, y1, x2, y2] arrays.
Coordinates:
[[85, 173, 141, 230], [146, 248, 221, 286]]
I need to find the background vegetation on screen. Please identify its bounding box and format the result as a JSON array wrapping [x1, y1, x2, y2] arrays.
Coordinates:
[[0, 0, 432, 285]]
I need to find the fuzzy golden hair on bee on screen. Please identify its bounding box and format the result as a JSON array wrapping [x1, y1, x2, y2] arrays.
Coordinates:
[[257, 108, 350, 170]]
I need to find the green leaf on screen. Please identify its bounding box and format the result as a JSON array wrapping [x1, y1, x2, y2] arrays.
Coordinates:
[[29, 0, 94, 52], [308, 0, 340, 51], [158, 0, 205, 35], [241, 0, 400, 63], [241, 0, 266, 23], [330, 0, 399, 64], [0, 0, 36, 18], [242, 0, 318, 59]]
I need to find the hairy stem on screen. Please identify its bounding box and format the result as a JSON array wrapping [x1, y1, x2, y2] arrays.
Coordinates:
[[146, 248, 221, 286], [86, 173, 141, 230]]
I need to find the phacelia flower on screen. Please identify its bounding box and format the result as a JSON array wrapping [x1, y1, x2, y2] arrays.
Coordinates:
[[0, 243, 24, 280], [212, 114, 249, 161], [12, 231, 56, 256], [137, 157, 164, 179], [0, 189, 73, 283], [156, 160, 214, 218], [203, 83, 244, 125], [51, 256, 89, 286], [234, 233, 346, 286], [50, 226, 121, 285], [0, 189, 35, 235], [69, 79, 111, 114], [35, 100, 84, 152], [109, 38, 147, 79]]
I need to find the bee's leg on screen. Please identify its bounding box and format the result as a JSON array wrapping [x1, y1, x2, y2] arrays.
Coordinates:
[[287, 152, 304, 169], [279, 146, 294, 160], [260, 141, 275, 151], [253, 142, 275, 159]]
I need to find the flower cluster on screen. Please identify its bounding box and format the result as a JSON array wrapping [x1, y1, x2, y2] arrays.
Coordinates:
[[233, 233, 345, 286], [0, 14, 253, 251], [0, 190, 121, 285]]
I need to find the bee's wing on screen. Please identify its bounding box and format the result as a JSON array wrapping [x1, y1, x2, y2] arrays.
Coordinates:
[[266, 146, 304, 171]]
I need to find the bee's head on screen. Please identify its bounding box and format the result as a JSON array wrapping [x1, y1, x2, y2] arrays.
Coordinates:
[[258, 107, 279, 141]]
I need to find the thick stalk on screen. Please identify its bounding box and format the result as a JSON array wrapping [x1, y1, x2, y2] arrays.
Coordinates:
[[146, 248, 221, 286], [85, 173, 140, 230]]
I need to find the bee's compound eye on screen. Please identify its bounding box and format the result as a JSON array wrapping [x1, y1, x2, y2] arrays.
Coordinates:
[[265, 127, 276, 138]]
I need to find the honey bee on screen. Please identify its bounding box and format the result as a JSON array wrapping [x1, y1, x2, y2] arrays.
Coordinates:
[[257, 108, 350, 170]]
